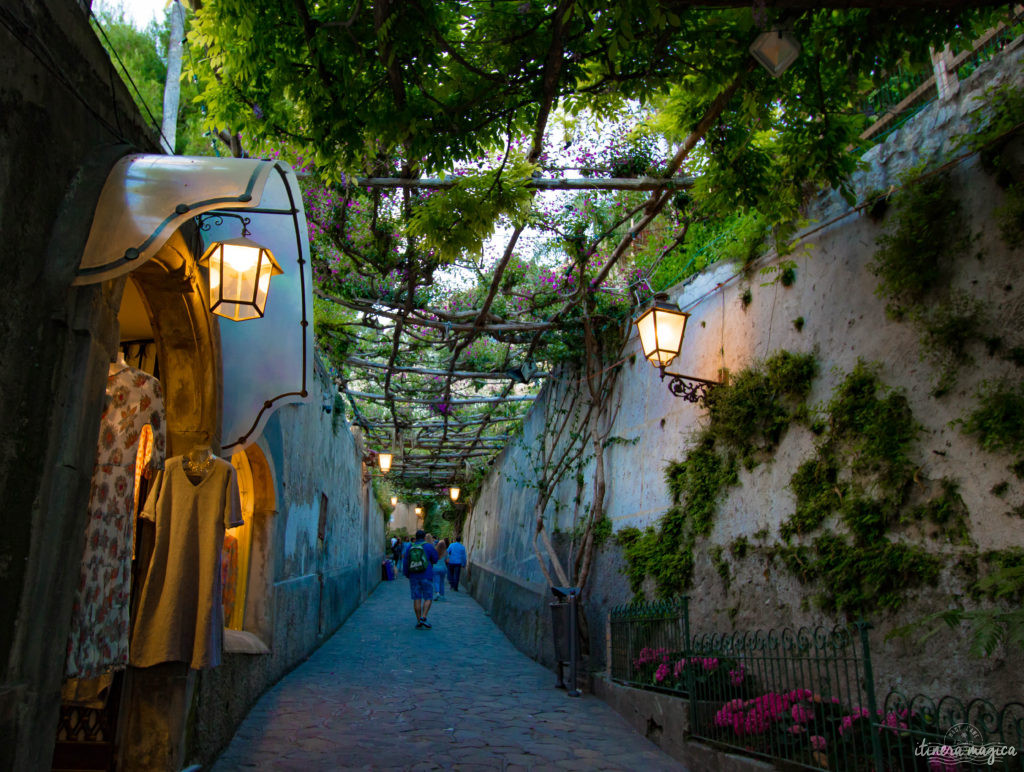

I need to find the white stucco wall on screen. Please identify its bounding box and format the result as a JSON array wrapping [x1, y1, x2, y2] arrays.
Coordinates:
[[465, 44, 1024, 700]]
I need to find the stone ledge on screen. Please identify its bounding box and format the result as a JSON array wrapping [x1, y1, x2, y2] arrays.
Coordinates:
[[592, 675, 773, 772]]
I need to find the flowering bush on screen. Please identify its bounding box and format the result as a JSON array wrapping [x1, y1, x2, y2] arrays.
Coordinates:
[[704, 688, 1011, 771], [630, 648, 751, 699]]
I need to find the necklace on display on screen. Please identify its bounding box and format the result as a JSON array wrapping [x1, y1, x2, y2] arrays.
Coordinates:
[[183, 445, 216, 477]]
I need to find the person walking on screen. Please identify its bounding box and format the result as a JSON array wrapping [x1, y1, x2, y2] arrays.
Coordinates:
[[402, 529, 439, 628], [446, 535, 466, 592], [433, 538, 448, 601], [391, 536, 404, 565]]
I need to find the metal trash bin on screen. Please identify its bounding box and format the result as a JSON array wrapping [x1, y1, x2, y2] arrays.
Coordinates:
[[550, 600, 571, 663], [551, 587, 580, 697]]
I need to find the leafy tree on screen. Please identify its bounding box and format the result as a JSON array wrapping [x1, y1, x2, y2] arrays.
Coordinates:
[[90, 4, 233, 156]]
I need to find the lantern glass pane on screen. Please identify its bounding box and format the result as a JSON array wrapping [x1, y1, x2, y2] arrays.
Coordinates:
[[378, 453, 393, 473], [254, 255, 274, 314], [654, 308, 687, 362], [635, 308, 658, 362], [450, 487, 460, 501], [220, 303, 259, 322], [222, 242, 260, 273]]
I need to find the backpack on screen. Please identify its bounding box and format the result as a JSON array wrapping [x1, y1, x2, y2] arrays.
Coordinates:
[[407, 543, 428, 574]]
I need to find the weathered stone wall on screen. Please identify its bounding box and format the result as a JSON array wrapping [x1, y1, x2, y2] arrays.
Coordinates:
[[465, 43, 1024, 705], [0, 2, 160, 768], [188, 358, 384, 764]]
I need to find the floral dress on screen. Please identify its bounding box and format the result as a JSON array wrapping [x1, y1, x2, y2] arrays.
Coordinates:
[[64, 366, 166, 679]]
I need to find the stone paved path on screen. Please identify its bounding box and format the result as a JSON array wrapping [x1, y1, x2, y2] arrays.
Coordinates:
[[212, 577, 685, 770]]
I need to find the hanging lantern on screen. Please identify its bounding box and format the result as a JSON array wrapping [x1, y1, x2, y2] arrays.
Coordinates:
[[199, 235, 283, 321], [633, 293, 689, 369], [378, 453, 393, 473], [390, 496, 398, 507], [415, 506, 423, 516], [449, 487, 460, 501], [749, 28, 801, 77]]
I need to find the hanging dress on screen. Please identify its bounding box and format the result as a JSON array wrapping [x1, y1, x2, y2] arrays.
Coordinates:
[[65, 366, 166, 679], [130, 456, 243, 670]]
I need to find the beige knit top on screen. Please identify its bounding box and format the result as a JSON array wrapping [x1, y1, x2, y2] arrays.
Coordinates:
[[130, 456, 243, 670]]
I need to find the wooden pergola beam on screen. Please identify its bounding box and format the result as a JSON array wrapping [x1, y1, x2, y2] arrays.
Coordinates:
[[354, 175, 694, 191], [346, 390, 537, 405], [346, 357, 548, 381], [358, 417, 523, 428]]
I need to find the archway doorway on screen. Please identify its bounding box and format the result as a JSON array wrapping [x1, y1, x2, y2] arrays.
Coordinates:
[[53, 229, 221, 772], [224, 443, 276, 646]]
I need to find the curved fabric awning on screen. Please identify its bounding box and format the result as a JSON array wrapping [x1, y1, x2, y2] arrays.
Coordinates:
[[74, 154, 313, 452], [215, 163, 313, 451], [74, 155, 276, 285]]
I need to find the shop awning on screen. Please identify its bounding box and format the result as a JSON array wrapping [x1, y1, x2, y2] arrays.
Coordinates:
[[75, 154, 313, 452], [74, 155, 277, 285]]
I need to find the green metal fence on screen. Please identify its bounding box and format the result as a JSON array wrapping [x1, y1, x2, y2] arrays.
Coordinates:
[[609, 598, 1024, 770], [609, 598, 691, 695], [686, 623, 880, 770], [956, 15, 1024, 82], [875, 691, 1024, 771]]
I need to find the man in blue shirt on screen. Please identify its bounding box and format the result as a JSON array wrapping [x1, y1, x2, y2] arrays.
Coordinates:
[[402, 529, 439, 628], [446, 536, 467, 592]]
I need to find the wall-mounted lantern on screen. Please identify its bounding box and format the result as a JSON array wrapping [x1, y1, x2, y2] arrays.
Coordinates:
[[633, 293, 721, 404], [197, 214, 282, 321], [449, 487, 460, 502], [390, 496, 398, 507], [378, 453, 393, 473], [415, 506, 423, 517], [635, 293, 689, 368]]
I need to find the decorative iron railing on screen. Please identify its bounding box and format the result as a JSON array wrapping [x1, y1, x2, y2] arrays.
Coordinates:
[[686, 624, 879, 770], [608, 599, 1024, 771], [875, 691, 1024, 771], [609, 597, 691, 695]]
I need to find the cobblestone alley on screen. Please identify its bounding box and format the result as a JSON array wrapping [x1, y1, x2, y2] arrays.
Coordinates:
[[212, 578, 685, 770]]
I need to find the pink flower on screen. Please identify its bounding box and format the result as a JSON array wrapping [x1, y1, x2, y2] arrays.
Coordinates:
[[809, 735, 827, 751], [728, 666, 746, 686], [838, 716, 855, 736], [788, 724, 805, 735], [655, 663, 670, 683], [791, 704, 815, 724], [880, 711, 908, 732]]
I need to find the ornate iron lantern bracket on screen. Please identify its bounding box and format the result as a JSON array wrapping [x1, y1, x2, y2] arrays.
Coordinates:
[[659, 365, 721, 405]]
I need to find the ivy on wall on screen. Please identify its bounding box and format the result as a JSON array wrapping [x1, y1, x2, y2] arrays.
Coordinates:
[[617, 350, 817, 598], [617, 351, 1023, 652], [771, 362, 952, 616], [617, 80, 1024, 652]]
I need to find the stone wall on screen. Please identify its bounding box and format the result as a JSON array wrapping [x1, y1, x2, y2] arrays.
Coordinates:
[[465, 42, 1024, 706], [0, 2, 160, 768]]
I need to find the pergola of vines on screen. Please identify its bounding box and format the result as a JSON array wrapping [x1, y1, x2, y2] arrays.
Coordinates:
[[312, 170, 691, 491], [189, 0, 1011, 497]]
